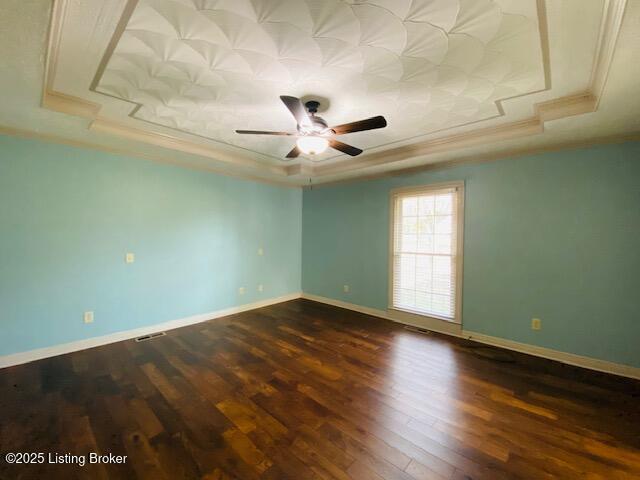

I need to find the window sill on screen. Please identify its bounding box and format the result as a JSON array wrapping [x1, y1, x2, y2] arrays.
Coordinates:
[[387, 307, 462, 336]]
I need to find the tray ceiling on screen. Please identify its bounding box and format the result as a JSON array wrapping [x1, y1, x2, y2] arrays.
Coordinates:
[[1, 0, 637, 186], [94, 0, 546, 161]]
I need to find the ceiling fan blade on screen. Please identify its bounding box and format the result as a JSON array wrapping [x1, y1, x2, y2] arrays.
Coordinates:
[[329, 139, 363, 156], [280, 96, 310, 126], [331, 115, 387, 135], [285, 145, 301, 158], [235, 130, 296, 136]]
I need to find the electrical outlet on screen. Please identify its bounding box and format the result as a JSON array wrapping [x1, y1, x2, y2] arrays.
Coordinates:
[[258, 247, 264, 256], [258, 284, 264, 292], [84, 311, 94, 324], [125, 253, 135, 264], [531, 318, 541, 331], [238, 287, 246, 295], [343, 285, 350, 293]]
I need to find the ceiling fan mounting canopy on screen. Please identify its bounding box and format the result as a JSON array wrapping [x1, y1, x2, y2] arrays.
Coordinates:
[[235, 95, 387, 159]]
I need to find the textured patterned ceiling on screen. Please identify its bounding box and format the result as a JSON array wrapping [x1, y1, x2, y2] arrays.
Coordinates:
[[95, 0, 546, 161]]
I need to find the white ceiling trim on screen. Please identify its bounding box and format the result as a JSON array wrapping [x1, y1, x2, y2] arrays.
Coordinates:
[[316, 92, 598, 177], [42, 0, 290, 178], [89, 116, 285, 175], [89, 0, 549, 161], [0, 124, 297, 188], [309, 130, 640, 187], [37, 0, 630, 185], [589, 0, 628, 108]]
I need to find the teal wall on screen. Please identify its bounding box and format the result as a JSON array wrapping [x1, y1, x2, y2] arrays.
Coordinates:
[[2, 134, 639, 368], [302, 142, 640, 368], [0, 135, 302, 356]]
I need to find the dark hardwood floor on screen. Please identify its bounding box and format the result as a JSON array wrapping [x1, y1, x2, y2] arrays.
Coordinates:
[[1, 299, 639, 480]]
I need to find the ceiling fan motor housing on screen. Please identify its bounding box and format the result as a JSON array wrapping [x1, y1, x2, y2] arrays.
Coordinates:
[[304, 100, 321, 114], [235, 95, 386, 158], [299, 114, 329, 135]]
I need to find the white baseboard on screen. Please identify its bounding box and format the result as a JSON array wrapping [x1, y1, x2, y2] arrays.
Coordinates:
[[461, 331, 640, 380], [301, 293, 463, 337], [5, 291, 638, 381], [0, 292, 302, 369], [302, 293, 640, 381]]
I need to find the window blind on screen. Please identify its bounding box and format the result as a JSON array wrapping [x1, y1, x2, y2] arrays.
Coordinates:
[[391, 186, 460, 322]]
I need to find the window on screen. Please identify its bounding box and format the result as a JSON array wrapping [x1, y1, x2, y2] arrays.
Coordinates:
[[390, 182, 463, 323]]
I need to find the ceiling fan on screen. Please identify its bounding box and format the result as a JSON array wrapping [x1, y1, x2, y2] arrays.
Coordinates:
[[235, 96, 387, 159]]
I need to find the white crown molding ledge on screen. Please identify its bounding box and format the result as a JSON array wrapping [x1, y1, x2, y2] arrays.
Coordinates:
[[590, 0, 629, 107], [0, 292, 302, 369], [35, 0, 630, 185], [89, 117, 288, 176], [0, 124, 300, 189], [302, 293, 640, 380]]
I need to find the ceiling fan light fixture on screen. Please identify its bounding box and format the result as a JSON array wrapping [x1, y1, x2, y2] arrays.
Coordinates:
[[235, 96, 386, 158], [296, 136, 328, 155]]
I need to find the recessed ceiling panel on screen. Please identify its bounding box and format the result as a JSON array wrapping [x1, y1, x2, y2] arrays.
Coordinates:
[[94, 0, 547, 160]]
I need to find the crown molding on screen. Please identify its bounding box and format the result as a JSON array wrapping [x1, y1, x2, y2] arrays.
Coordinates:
[[310, 0, 628, 182], [42, 0, 65, 98], [41, 0, 291, 182], [89, 117, 287, 176], [42, 89, 101, 119], [308, 131, 640, 188], [311, 90, 603, 177], [38, 0, 629, 186], [39, 82, 289, 177], [84, 0, 552, 165], [285, 163, 314, 178], [42, 0, 101, 121], [0, 124, 300, 188], [313, 117, 545, 176], [590, 0, 629, 108], [300, 0, 627, 180], [534, 93, 598, 122]]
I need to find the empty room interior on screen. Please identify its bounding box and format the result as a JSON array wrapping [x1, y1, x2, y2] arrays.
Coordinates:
[[2, 0, 640, 479]]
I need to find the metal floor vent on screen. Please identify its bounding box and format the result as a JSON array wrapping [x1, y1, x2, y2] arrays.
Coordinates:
[[135, 331, 166, 342], [403, 325, 432, 335]]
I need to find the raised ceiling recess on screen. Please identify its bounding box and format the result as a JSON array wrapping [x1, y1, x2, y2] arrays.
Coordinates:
[[8, 0, 631, 184], [93, 0, 547, 161]]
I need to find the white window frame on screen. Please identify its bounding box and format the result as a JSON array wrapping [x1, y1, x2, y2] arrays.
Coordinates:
[[388, 181, 465, 324]]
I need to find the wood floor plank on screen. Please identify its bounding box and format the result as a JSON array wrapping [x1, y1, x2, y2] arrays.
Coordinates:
[[1, 299, 639, 480]]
